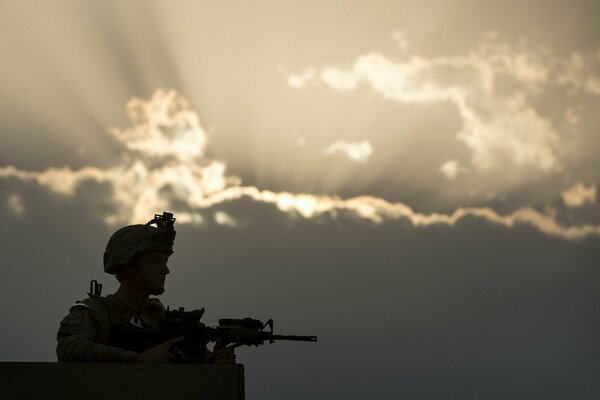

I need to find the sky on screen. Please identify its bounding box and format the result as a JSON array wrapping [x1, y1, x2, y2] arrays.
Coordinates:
[[1, 0, 599, 398]]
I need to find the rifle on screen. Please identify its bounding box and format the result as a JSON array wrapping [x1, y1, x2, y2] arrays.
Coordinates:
[[160, 307, 317, 362]]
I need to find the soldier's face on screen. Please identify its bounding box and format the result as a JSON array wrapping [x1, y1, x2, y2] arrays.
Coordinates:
[[134, 250, 170, 295]]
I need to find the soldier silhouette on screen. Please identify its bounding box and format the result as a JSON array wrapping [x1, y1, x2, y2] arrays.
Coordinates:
[[56, 212, 235, 364]]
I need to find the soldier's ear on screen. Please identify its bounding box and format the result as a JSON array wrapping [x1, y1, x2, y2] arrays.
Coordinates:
[[116, 262, 139, 282], [122, 262, 137, 274]]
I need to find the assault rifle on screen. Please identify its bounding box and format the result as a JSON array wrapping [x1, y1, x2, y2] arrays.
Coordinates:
[[159, 307, 317, 362]]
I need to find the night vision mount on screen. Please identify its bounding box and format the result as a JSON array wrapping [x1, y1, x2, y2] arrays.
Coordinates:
[[147, 211, 176, 231]]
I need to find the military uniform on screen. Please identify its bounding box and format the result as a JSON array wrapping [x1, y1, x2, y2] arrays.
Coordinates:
[[57, 294, 166, 362]]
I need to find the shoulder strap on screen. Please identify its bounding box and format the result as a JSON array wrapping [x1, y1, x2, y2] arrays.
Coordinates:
[[76, 295, 112, 344]]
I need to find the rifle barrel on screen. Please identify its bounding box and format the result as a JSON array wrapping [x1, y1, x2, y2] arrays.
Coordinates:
[[270, 334, 317, 342]]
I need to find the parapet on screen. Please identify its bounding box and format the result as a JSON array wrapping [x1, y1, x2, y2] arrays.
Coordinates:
[[0, 362, 244, 400]]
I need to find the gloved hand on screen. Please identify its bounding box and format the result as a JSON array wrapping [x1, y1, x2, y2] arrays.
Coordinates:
[[211, 339, 237, 364], [137, 336, 184, 363]]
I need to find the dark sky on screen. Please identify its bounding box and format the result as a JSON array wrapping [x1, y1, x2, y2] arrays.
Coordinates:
[[1, 196, 598, 398], [1, 1, 599, 399]]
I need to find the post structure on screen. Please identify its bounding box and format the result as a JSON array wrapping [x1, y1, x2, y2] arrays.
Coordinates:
[[0, 362, 245, 400]]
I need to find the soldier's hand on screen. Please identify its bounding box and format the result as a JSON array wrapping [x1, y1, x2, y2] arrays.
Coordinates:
[[211, 339, 236, 364], [211, 347, 236, 364], [137, 336, 184, 363]]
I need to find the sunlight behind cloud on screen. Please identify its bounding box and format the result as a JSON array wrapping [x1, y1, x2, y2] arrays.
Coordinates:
[[1, 90, 599, 241], [110, 91, 207, 163], [293, 34, 576, 177]]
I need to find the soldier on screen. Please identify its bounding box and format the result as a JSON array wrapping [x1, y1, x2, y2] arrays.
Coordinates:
[[56, 212, 235, 364]]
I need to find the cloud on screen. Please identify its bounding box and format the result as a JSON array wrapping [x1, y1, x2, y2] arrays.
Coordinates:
[[287, 33, 600, 176], [320, 68, 359, 91], [558, 53, 600, 96], [110, 90, 207, 163], [1, 90, 599, 241], [562, 183, 596, 208], [440, 160, 463, 179], [285, 68, 316, 88], [214, 211, 237, 227], [323, 140, 373, 164], [0, 165, 110, 196], [585, 78, 600, 95], [7, 194, 25, 216], [182, 186, 600, 241], [0, 90, 238, 225]]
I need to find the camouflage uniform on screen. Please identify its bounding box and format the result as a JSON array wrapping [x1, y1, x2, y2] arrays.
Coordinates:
[[56, 294, 166, 362]]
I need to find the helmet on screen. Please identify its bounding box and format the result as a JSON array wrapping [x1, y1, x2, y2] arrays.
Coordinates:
[[103, 212, 176, 274]]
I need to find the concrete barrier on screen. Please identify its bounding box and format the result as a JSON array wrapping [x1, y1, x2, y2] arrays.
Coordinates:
[[0, 362, 244, 400]]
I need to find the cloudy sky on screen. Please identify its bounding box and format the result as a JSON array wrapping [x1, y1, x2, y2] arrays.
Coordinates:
[[1, 0, 599, 398]]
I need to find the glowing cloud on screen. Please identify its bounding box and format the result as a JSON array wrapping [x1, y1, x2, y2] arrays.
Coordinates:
[[440, 160, 463, 179], [0, 166, 110, 196], [562, 183, 596, 208], [110, 91, 207, 163], [214, 211, 237, 227], [0, 90, 238, 225], [178, 187, 600, 241], [287, 33, 600, 175], [1, 90, 599, 241], [323, 140, 373, 164]]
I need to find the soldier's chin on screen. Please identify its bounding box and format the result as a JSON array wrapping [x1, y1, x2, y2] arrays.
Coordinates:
[[150, 285, 165, 295]]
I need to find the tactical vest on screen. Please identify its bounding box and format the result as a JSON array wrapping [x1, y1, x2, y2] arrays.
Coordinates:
[[82, 294, 165, 352]]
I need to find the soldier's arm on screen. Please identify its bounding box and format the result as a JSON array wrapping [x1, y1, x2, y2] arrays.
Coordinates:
[[56, 305, 139, 362]]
